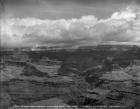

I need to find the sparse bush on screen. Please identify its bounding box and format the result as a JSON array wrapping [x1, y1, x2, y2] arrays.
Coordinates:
[[66, 77, 90, 108]]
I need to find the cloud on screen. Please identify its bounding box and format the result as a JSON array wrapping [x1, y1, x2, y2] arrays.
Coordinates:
[[1, 5, 140, 47], [5, 0, 140, 6]]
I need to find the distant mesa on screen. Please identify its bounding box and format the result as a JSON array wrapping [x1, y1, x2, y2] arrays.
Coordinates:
[[1, 42, 140, 52], [101, 70, 134, 81]]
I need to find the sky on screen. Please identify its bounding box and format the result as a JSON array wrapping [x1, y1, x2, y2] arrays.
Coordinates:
[[1, 0, 140, 47]]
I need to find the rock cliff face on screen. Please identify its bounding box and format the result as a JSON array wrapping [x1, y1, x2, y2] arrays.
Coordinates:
[[0, 45, 140, 109]]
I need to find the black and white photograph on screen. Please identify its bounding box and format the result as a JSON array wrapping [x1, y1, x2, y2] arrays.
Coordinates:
[[0, 0, 140, 109]]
